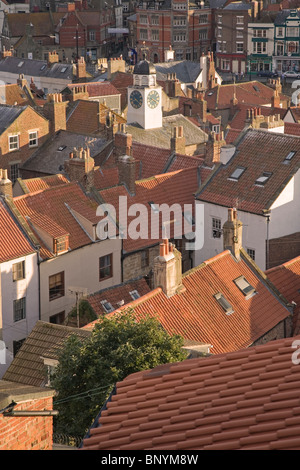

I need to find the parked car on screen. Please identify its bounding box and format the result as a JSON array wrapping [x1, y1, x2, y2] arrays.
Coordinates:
[[257, 70, 278, 78], [283, 70, 300, 78]]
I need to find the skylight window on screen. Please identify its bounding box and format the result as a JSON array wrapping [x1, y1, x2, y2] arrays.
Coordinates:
[[234, 276, 256, 299], [18, 61, 24, 67], [283, 151, 296, 163], [57, 145, 67, 151], [61, 67, 67, 73], [255, 171, 272, 186], [228, 166, 246, 181], [253, 85, 260, 92], [101, 300, 114, 313], [40, 64, 46, 71], [129, 290, 140, 300], [214, 293, 234, 315]]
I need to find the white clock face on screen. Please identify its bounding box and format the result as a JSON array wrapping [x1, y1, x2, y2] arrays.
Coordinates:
[[147, 90, 160, 109]]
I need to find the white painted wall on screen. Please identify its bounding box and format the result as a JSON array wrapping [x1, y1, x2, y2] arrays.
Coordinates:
[[194, 201, 268, 271], [39, 237, 122, 322], [0, 252, 39, 378]]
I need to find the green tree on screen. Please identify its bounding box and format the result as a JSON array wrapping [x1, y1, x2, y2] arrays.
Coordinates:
[[51, 309, 187, 437]]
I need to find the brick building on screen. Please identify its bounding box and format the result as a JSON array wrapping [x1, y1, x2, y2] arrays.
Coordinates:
[[0, 105, 49, 183], [133, 0, 213, 63], [215, 1, 258, 74]]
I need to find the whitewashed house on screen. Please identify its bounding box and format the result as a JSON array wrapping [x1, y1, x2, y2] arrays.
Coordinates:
[[0, 193, 39, 378], [195, 128, 300, 271]]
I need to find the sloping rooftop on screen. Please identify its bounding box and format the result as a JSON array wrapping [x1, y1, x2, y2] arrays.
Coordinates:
[[3, 321, 91, 388], [64, 82, 121, 97], [81, 334, 300, 450], [12, 182, 100, 259], [87, 277, 151, 316], [21, 130, 109, 176], [0, 105, 24, 135], [5, 12, 64, 37], [266, 256, 300, 336], [85, 249, 291, 355], [154, 61, 201, 84], [0, 198, 35, 264], [0, 57, 73, 80], [196, 128, 300, 215], [98, 166, 200, 252], [126, 114, 208, 150], [16, 174, 70, 195]]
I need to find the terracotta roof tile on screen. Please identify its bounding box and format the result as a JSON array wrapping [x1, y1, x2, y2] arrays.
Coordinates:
[[20, 174, 69, 194], [67, 82, 120, 97], [266, 256, 300, 335], [0, 198, 35, 263]]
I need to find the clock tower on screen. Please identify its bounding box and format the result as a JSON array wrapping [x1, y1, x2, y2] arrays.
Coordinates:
[[127, 59, 162, 130]]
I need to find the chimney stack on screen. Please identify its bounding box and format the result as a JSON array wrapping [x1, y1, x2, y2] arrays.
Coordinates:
[[222, 208, 243, 260], [47, 51, 59, 67], [17, 73, 27, 89], [43, 93, 67, 134], [205, 131, 226, 166], [107, 56, 126, 80], [118, 155, 136, 196], [0, 169, 13, 198], [171, 126, 186, 154], [153, 240, 183, 297], [114, 124, 132, 163], [76, 56, 87, 80], [64, 146, 95, 192]]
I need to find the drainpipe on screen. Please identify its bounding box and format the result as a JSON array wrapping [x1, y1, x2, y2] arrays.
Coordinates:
[[263, 210, 271, 270]]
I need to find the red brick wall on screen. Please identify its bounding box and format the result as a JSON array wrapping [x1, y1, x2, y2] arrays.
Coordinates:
[[0, 396, 54, 451], [0, 107, 49, 178]]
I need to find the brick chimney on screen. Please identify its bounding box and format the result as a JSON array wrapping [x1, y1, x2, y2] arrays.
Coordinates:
[[114, 124, 132, 163], [64, 147, 95, 192], [107, 56, 125, 80], [47, 51, 59, 67], [43, 93, 67, 134], [118, 154, 136, 195], [204, 131, 226, 166], [76, 57, 87, 80], [153, 240, 183, 297], [70, 84, 89, 101], [165, 73, 182, 98], [222, 208, 243, 260], [171, 126, 186, 154], [17, 74, 27, 89], [0, 169, 13, 198], [271, 89, 281, 108]]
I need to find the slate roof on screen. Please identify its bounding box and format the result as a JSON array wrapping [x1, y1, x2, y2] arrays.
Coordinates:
[[85, 249, 291, 355], [223, 1, 253, 9], [0, 198, 35, 264], [126, 115, 208, 150], [21, 130, 109, 176], [154, 61, 201, 84], [0, 105, 24, 134], [0, 57, 73, 80], [274, 9, 300, 25], [196, 128, 300, 215], [5, 12, 64, 37], [266, 256, 300, 336], [3, 321, 91, 388], [81, 334, 300, 451]]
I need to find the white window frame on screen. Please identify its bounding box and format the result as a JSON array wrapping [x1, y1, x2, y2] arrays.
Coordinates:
[[9, 134, 19, 152], [28, 130, 38, 148]]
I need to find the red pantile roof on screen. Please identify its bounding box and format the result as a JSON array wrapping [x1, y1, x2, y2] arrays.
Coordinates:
[[197, 128, 300, 214], [20, 174, 69, 194], [98, 167, 200, 252], [205, 81, 289, 111], [0, 199, 35, 263], [81, 334, 300, 450], [85, 249, 291, 355], [109, 72, 133, 109], [67, 82, 121, 97], [66, 100, 100, 134], [284, 121, 300, 136], [230, 103, 286, 131], [13, 182, 100, 259], [266, 256, 300, 336], [87, 278, 151, 316]]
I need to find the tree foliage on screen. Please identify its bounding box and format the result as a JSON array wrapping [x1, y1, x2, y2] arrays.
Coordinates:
[[51, 309, 187, 437]]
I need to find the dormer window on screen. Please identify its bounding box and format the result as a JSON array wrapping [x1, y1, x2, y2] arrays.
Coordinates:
[[54, 236, 69, 255]]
